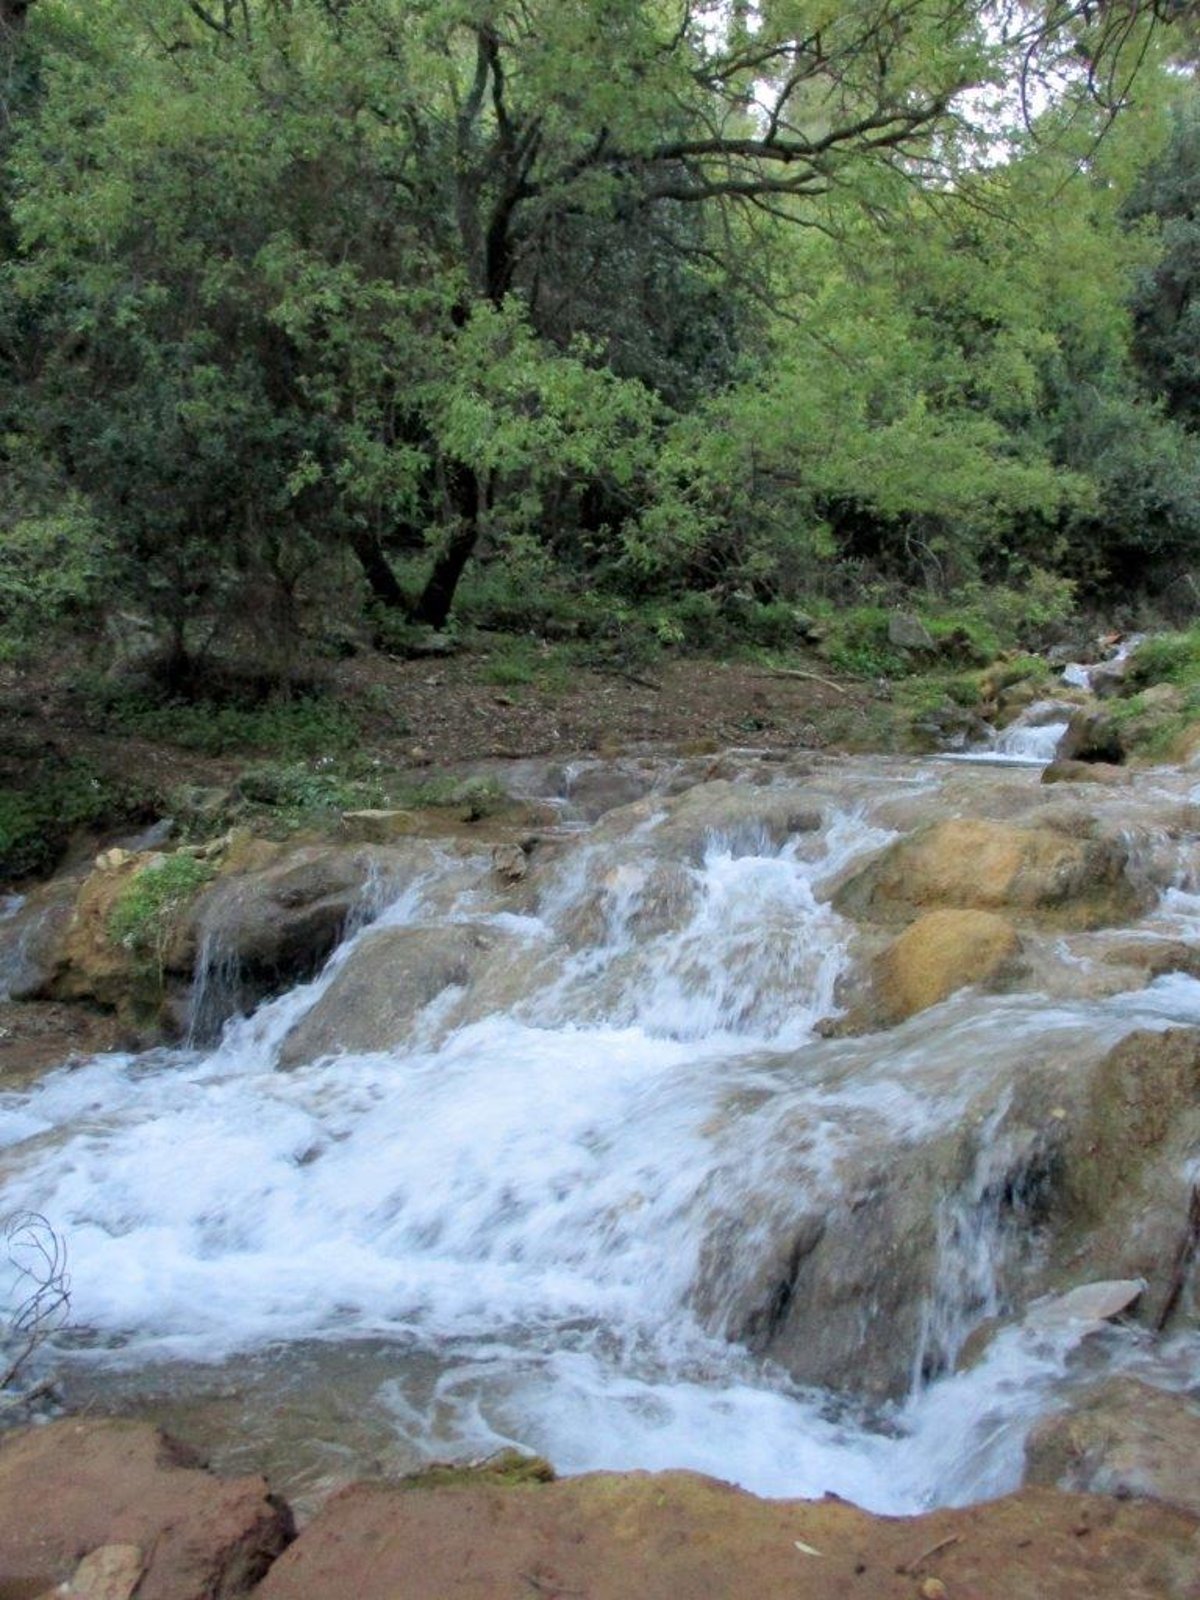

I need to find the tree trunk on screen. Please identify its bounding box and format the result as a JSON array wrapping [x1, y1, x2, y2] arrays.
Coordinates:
[[0, 0, 32, 36], [348, 528, 407, 610], [409, 465, 481, 629]]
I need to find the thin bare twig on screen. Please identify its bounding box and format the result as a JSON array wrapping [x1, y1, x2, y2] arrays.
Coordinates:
[[0, 1212, 70, 1390]]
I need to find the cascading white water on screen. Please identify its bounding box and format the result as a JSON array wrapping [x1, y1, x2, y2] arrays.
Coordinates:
[[2, 758, 1199, 1513], [948, 700, 1073, 766]]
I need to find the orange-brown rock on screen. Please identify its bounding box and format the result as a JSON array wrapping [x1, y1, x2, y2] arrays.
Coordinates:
[[0, 1420, 293, 1600], [833, 818, 1147, 930], [1042, 759, 1133, 786], [871, 908, 1022, 1022], [40, 854, 150, 1009], [255, 1470, 1200, 1600]]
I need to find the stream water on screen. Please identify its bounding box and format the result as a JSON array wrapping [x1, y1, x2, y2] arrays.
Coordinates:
[[2, 751, 1199, 1517]]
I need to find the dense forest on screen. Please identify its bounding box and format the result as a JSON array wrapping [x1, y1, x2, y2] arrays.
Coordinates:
[[1, 0, 1199, 679]]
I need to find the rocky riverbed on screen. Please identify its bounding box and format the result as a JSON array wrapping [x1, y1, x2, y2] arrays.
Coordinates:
[[2, 712, 1200, 1595]]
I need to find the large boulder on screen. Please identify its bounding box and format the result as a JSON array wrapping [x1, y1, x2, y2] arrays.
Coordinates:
[[1042, 759, 1132, 787], [277, 922, 518, 1067], [690, 1032, 1092, 1398], [1054, 1027, 1200, 1328], [832, 818, 1148, 931], [188, 842, 449, 1032], [887, 610, 935, 652], [39, 852, 192, 1013], [0, 1420, 292, 1600], [586, 780, 822, 864], [1025, 1377, 1200, 1517], [255, 1471, 1200, 1600], [697, 1023, 1200, 1398]]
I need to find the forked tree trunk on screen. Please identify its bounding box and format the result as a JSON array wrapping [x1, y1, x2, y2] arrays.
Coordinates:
[[409, 464, 481, 630]]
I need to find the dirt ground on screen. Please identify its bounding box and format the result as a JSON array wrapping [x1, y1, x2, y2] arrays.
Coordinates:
[[339, 649, 883, 763], [3, 646, 885, 794]]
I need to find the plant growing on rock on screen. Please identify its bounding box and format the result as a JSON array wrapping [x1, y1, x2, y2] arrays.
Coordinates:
[[107, 853, 217, 987]]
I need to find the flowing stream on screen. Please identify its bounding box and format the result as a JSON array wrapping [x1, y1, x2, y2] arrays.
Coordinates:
[[2, 752, 1199, 1516]]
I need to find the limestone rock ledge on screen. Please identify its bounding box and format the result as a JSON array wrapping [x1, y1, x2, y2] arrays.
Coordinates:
[[2, 1421, 1199, 1600]]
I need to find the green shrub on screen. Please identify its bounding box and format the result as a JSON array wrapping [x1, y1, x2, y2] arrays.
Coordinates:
[[79, 679, 361, 758], [820, 608, 908, 678], [1126, 628, 1200, 690], [234, 762, 387, 828], [0, 762, 152, 883]]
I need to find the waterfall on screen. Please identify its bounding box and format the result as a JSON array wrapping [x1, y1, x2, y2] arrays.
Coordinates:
[[3, 757, 1200, 1512]]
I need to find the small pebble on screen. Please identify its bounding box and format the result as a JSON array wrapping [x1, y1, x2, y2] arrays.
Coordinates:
[[918, 1580, 948, 1600]]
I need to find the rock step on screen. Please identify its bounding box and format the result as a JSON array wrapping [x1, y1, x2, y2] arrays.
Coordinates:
[[2, 1422, 1198, 1600]]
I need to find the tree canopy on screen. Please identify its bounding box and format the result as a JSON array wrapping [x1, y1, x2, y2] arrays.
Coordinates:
[[1, 0, 1199, 668]]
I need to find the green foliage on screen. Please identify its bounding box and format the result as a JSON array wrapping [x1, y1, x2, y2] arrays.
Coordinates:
[[0, 492, 110, 659], [1126, 627, 1200, 688], [0, 762, 149, 882], [0, 0, 1195, 664], [819, 610, 909, 679], [234, 763, 374, 813], [81, 683, 361, 758], [1126, 99, 1200, 428], [107, 853, 216, 976]]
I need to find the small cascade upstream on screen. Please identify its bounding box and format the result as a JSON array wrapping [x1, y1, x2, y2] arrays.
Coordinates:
[[2, 755, 1200, 1514], [953, 702, 1074, 766]]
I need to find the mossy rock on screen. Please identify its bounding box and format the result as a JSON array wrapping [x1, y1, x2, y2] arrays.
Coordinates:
[[398, 1450, 556, 1491]]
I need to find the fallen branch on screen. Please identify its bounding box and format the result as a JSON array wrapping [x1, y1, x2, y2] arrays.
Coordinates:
[[753, 669, 849, 695]]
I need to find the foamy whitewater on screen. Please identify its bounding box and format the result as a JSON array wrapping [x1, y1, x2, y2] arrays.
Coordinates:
[[2, 755, 1199, 1513]]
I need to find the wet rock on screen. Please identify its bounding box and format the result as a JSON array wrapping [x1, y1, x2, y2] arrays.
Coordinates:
[[0, 875, 79, 1000], [1088, 658, 1132, 698], [557, 763, 659, 821], [0, 998, 127, 1084], [1042, 759, 1133, 787], [38, 853, 172, 1011], [868, 909, 1023, 1024], [338, 808, 420, 844], [277, 922, 521, 1067], [191, 844, 418, 1010], [832, 818, 1148, 931], [994, 679, 1041, 722], [1101, 938, 1200, 981], [1057, 1028, 1200, 1328], [1023, 1278, 1144, 1332], [908, 700, 990, 752], [553, 858, 698, 950], [530, 780, 821, 950], [42, 1543, 145, 1600], [0, 1419, 292, 1600], [1057, 706, 1127, 764], [587, 779, 821, 864], [1025, 1377, 1200, 1517], [255, 1471, 1200, 1600], [491, 842, 528, 882], [696, 1068, 1080, 1399]]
